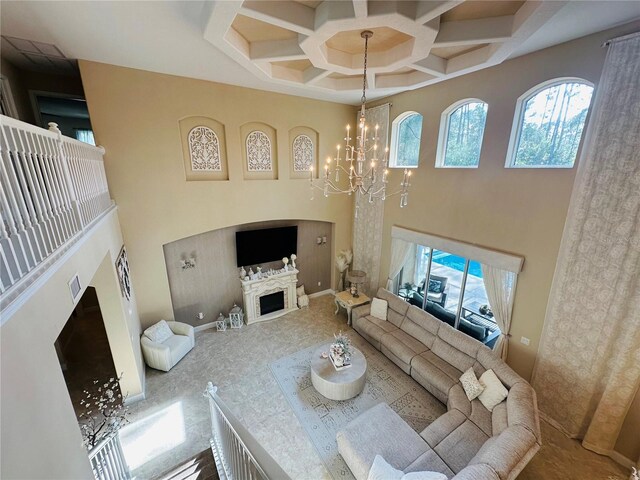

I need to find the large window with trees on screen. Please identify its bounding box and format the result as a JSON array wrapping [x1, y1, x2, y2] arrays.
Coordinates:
[[436, 99, 488, 168], [506, 78, 594, 168], [389, 111, 423, 168]]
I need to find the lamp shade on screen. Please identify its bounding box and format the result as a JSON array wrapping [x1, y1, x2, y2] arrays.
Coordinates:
[[347, 270, 367, 286]]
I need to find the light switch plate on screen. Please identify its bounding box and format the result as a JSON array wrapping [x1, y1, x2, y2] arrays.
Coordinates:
[[520, 336, 530, 346]]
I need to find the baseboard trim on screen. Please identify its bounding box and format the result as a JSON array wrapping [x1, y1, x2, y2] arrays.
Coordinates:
[[125, 390, 146, 405], [308, 289, 335, 299], [194, 321, 217, 332]]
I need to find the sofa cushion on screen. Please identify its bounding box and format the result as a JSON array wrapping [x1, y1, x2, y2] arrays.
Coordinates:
[[475, 347, 522, 389], [400, 306, 440, 349], [337, 403, 429, 480], [377, 288, 410, 327], [425, 302, 456, 327], [371, 298, 388, 321], [420, 409, 466, 448], [411, 352, 461, 402], [368, 455, 449, 480], [433, 419, 489, 474], [431, 325, 481, 373], [467, 399, 493, 437], [144, 320, 173, 343], [491, 402, 508, 437], [468, 425, 538, 479], [447, 384, 471, 416], [505, 382, 541, 442], [163, 335, 193, 365], [403, 450, 454, 478], [458, 318, 488, 342], [451, 464, 499, 480], [381, 329, 428, 366], [354, 315, 398, 350]]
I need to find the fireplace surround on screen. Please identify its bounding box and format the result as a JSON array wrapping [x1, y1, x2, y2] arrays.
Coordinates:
[[241, 268, 298, 324]]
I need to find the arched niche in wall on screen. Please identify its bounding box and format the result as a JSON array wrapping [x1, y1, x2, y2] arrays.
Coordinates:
[[179, 116, 229, 181], [289, 126, 318, 179], [240, 122, 278, 180]]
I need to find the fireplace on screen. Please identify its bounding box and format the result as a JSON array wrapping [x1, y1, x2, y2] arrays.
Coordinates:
[[259, 291, 285, 316]]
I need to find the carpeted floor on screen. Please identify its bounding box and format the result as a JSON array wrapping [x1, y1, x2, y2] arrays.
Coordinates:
[[122, 295, 632, 480], [270, 335, 445, 479]]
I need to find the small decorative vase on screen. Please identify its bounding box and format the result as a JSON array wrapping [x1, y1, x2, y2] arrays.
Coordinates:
[[290, 254, 297, 269], [239, 266, 247, 279], [248, 267, 254, 277], [256, 266, 262, 278], [282, 257, 289, 270]]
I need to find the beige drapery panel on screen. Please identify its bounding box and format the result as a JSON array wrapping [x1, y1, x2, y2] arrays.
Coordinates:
[[531, 33, 640, 463], [480, 265, 516, 360], [386, 238, 414, 290]]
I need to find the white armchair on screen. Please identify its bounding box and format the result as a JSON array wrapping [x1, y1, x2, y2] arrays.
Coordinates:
[[141, 320, 195, 372]]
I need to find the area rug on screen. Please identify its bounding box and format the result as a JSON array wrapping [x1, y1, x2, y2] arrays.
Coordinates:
[[270, 334, 446, 480]]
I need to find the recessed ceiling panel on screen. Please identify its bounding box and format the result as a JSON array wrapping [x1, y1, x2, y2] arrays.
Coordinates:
[[231, 14, 298, 43], [441, 1, 525, 22], [326, 27, 412, 55]]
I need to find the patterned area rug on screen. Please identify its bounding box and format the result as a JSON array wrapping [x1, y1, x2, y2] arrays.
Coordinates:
[[270, 334, 446, 479]]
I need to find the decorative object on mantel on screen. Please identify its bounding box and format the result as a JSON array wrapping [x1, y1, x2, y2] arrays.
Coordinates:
[[229, 304, 244, 329], [239, 266, 246, 279], [282, 257, 289, 270], [329, 331, 352, 370], [115, 246, 131, 301], [347, 270, 367, 298], [335, 248, 353, 291], [308, 31, 411, 213], [290, 253, 297, 269], [240, 267, 299, 324], [631, 467, 639, 480], [296, 284, 309, 308], [180, 256, 196, 270], [256, 266, 263, 278], [79, 374, 129, 450], [215, 313, 227, 332]]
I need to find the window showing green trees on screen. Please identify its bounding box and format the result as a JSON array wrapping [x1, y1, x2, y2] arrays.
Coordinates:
[[439, 101, 488, 167], [511, 81, 593, 167], [390, 112, 423, 168]]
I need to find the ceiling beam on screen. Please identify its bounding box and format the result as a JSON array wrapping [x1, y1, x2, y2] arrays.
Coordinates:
[[239, 1, 315, 36], [435, 16, 514, 47], [250, 38, 307, 62]]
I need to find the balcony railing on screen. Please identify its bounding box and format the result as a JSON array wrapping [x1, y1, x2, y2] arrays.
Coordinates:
[[0, 115, 113, 307]]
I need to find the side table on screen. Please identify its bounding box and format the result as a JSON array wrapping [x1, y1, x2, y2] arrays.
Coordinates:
[[334, 290, 370, 326]]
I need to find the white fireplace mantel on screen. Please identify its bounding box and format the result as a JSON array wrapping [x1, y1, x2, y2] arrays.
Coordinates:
[[241, 268, 299, 324]]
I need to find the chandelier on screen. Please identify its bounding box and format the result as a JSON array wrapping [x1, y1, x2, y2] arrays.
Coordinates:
[[309, 30, 412, 210]]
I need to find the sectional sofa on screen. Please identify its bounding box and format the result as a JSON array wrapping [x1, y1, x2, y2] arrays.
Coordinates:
[[336, 288, 541, 480]]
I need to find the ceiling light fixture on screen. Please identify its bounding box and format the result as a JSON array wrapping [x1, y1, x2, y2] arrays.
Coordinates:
[[309, 30, 411, 213]]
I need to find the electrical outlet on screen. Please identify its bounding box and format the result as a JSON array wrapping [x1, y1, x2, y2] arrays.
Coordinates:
[[520, 336, 530, 346], [318, 282, 321, 286], [322, 236, 327, 244], [316, 237, 322, 244]]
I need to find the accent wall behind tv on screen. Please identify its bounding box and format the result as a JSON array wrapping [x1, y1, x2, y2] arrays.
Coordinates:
[[163, 220, 332, 326]]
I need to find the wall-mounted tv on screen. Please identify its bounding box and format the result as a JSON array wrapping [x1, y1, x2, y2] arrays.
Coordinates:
[[235, 226, 297, 267]]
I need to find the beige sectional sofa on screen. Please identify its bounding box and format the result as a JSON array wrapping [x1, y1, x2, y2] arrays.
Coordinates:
[[336, 288, 541, 480]]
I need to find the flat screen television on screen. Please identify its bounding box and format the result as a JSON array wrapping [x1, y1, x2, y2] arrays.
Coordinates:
[[235, 226, 297, 267]]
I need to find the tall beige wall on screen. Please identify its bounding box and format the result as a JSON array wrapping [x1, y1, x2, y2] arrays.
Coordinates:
[[0, 210, 144, 479], [79, 61, 355, 329], [376, 22, 640, 384]]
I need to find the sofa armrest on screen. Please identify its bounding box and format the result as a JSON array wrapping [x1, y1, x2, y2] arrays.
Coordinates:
[[141, 336, 172, 372], [447, 384, 472, 416], [168, 321, 195, 346], [351, 304, 371, 323]]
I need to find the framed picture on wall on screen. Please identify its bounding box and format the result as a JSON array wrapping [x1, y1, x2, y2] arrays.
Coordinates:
[[116, 246, 131, 301]]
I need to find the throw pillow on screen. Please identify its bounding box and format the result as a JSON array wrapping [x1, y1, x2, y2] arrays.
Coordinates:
[[478, 369, 509, 412], [144, 320, 173, 343], [428, 279, 443, 293], [367, 456, 448, 480], [370, 298, 388, 321], [296, 285, 306, 297], [460, 368, 485, 401]]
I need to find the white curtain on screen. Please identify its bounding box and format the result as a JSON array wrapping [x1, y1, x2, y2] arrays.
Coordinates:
[[481, 264, 516, 360], [352, 104, 390, 296], [386, 238, 414, 290], [531, 33, 640, 463]]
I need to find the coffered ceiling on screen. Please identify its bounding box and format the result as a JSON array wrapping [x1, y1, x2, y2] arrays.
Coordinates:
[[1, 1, 639, 104], [204, 0, 566, 93]]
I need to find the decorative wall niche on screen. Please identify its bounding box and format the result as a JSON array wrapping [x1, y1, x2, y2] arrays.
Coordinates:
[[179, 116, 228, 181], [240, 122, 278, 180], [289, 126, 318, 179]]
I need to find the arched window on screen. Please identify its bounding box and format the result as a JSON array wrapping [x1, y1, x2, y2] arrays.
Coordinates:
[[188, 126, 221, 171], [389, 111, 423, 168], [506, 78, 594, 168], [436, 99, 488, 168]]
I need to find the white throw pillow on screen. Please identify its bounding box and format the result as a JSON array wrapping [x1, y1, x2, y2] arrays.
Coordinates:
[[478, 369, 508, 412], [460, 368, 485, 401], [370, 298, 388, 321], [296, 285, 306, 297], [368, 455, 448, 480], [367, 455, 403, 480], [144, 320, 173, 343]]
